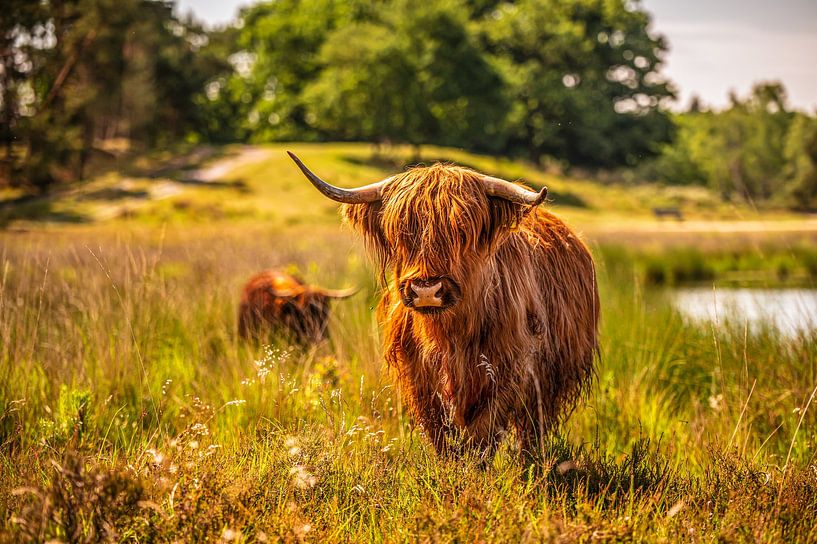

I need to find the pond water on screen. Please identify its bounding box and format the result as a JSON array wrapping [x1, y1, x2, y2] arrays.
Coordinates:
[[673, 288, 817, 337]]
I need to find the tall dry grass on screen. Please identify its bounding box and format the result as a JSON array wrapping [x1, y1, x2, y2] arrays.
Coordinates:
[[1, 225, 816, 542]]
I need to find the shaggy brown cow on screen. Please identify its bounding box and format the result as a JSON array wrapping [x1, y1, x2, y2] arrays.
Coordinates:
[[238, 270, 354, 343], [289, 152, 599, 458]]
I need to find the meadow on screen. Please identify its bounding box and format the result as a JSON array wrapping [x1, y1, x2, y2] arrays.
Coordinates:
[[2, 144, 817, 542]]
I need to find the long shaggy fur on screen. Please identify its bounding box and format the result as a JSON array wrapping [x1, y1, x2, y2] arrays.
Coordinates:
[[343, 164, 599, 456]]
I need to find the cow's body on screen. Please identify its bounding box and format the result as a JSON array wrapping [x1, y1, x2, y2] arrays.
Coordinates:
[[290, 154, 599, 457], [238, 270, 349, 344]]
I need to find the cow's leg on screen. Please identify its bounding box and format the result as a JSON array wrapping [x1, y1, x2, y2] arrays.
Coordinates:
[[237, 303, 250, 338], [515, 412, 551, 465], [516, 371, 559, 464], [414, 397, 459, 457], [396, 368, 457, 456], [463, 387, 520, 461]]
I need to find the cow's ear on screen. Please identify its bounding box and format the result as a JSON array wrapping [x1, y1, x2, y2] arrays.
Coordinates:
[[342, 201, 379, 236], [485, 197, 526, 245], [342, 201, 390, 262]]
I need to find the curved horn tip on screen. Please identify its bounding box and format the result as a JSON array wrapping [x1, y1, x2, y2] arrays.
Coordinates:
[[533, 186, 548, 206], [287, 150, 304, 166]]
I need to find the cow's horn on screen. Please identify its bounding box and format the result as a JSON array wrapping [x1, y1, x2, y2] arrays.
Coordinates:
[[481, 175, 548, 206], [288, 151, 387, 204], [321, 286, 359, 299]]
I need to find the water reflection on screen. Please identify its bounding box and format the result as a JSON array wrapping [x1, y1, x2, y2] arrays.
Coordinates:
[[673, 288, 817, 337]]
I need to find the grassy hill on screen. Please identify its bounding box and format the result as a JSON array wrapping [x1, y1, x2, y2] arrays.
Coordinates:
[[4, 142, 806, 230]]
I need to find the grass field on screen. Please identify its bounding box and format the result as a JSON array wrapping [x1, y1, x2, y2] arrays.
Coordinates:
[[2, 144, 817, 542]]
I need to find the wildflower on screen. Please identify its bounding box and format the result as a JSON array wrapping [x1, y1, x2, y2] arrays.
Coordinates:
[[285, 436, 301, 457], [381, 438, 397, 453], [667, 500, 685, 518], [708, 394, 724, 412], [556, 460, 578, 474], [145, 448, 163, 463], [221, 527, 242, 542], [294, 523, 312, 538], [290, 465, 317, 489], [256, 361, 271, 383], [190, 423, 209, 436]]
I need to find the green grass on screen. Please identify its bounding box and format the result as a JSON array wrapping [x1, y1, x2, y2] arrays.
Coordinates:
[[2, 145, 817, 542], [2, 142, 799, 230], [600, 243, 817, 287]]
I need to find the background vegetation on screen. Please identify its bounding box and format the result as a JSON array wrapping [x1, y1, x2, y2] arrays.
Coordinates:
[[4, 0, 816, 208]]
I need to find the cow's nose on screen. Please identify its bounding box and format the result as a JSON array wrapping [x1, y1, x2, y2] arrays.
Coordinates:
[[409, 279, 444, 308]]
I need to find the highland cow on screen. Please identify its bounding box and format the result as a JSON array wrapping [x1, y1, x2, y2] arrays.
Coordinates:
[[289, 152, 599, 458], [238, 269, 354, 344]]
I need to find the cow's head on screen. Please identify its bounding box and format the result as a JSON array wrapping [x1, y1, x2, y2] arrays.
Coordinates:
[[288, 152, 546, 315]]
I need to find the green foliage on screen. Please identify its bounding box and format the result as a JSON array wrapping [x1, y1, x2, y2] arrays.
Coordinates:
[[482, 0, 675, 166], [37, 385, 92, 446], [647, 82, 817, 209], [204, 0, 673, 165], [4, 0, 816, 213], [784, 114, 817, 210], [304, 0, 507, 150], [602, 243, 817, 287], [216, 0, 372, 142], [2, 0, 231, 191]]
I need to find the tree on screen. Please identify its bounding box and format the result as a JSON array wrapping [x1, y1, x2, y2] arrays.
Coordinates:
[[0, 1, 48, 186], [222, 0, 373, 142], [2, 0, 230, 191], [784, 114, 817, 210], [303, 22, 432, 146], [646, 82, 813, 207], [302, 0, 507, 151], [481, 0, 675, 166]]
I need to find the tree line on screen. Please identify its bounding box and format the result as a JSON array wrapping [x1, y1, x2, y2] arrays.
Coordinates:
[[2, 0, 816, 209], [206, 0, 675, 168], [643, 83, 817, 209]]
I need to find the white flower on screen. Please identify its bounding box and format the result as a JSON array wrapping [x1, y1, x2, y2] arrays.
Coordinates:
[[221, 527, 242, 541]]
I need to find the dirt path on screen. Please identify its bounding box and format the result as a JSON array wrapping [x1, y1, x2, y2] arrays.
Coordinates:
[[89, 147, 272, 221], [181, 146, 270, 182]]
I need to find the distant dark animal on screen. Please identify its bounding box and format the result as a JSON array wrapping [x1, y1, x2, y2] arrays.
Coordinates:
[[238, 270, 355, 343], [289, 152, 599, 458], [652, 207, 683, 221]]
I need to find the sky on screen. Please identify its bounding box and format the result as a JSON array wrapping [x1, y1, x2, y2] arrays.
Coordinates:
[[176, 0, 817, 112]]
